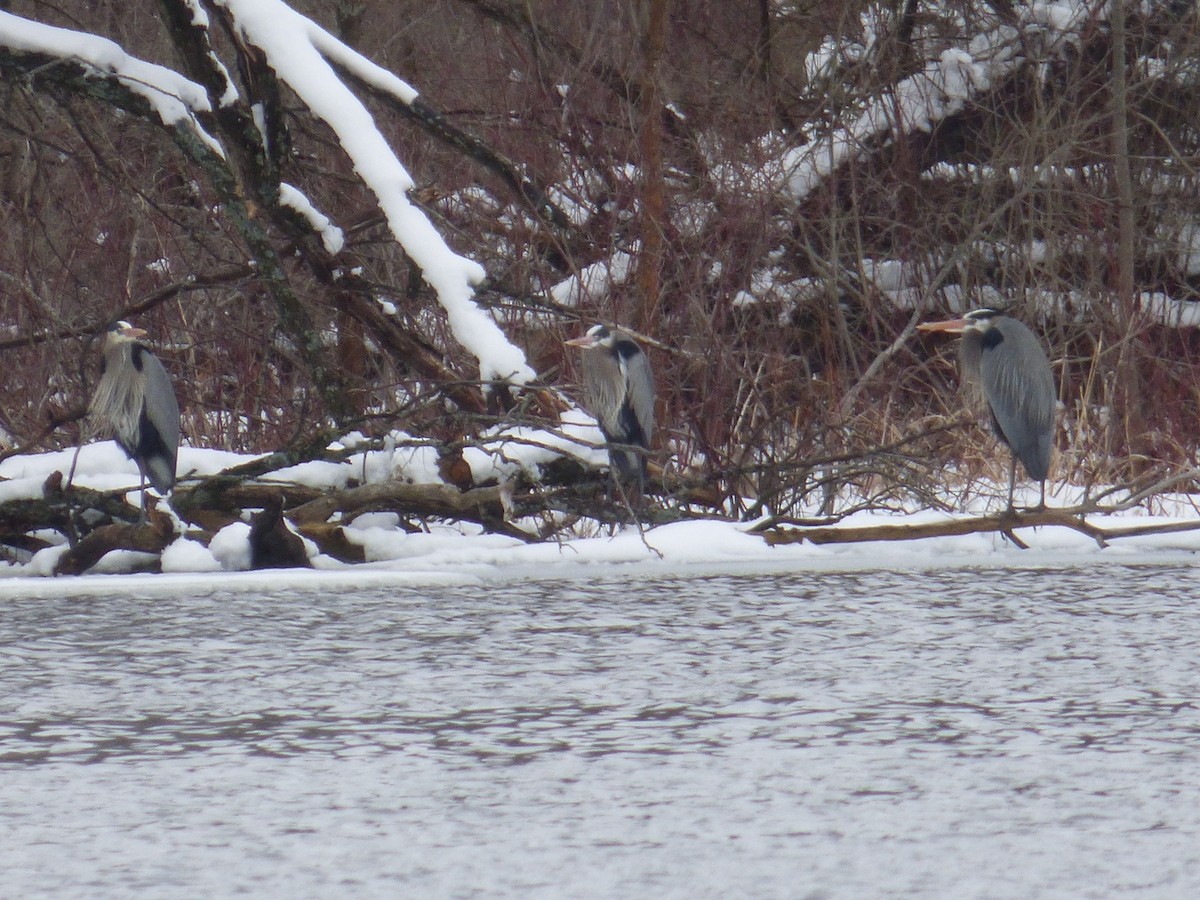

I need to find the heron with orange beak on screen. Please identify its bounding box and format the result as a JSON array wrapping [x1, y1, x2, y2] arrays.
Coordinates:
[[918, 307, 1055, 510]]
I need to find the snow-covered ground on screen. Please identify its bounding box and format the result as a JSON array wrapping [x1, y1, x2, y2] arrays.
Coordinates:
[[3, 438, 1199, 592]]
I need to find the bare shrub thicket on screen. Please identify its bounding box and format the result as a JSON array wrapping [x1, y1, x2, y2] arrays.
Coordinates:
[[2, 0, 1199, 517]]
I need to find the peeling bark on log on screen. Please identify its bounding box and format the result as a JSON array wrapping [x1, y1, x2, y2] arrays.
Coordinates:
[[55, 516, 175, 576]]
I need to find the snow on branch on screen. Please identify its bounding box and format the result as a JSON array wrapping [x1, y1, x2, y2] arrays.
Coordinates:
[[214, 0, 536, 387], [780, 0, 1113, 203], [279, 183, 345, 254], [0, 10, 222, 156]]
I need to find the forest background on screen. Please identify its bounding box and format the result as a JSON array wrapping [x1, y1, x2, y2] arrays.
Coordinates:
[[2, 0, 1199, 532]]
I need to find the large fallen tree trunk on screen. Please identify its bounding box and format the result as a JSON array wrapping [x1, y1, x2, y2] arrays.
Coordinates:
[[753, 505, 1200, 550], [289, 479, 522, 536], [55, 514, 176, 575]]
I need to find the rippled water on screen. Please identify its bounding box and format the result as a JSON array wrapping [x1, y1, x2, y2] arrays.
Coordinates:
[[3, 565, 1200, 897]]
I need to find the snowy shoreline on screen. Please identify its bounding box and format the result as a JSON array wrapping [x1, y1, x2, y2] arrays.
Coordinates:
[[3, 439, 1199, 587], [2, 505, 1199, 595]]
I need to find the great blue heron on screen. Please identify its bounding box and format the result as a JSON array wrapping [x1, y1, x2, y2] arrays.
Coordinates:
[[918, 307, 1056, 509], [565, 324, 655, 496], [88, 320, 180, 518]]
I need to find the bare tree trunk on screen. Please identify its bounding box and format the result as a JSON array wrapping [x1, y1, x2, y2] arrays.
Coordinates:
[[634, 0, 670, 334], [336, 308, 368, 417], [1108, 0, 1146, 474], [1110, 0, 1137, 307]]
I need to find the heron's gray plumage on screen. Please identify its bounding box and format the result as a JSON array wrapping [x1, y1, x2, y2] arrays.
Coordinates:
[[570, 324, 655, 486], [921, 307, 1056, 509], [969, 316, 1055, 481], [89, 322, 180, 497]]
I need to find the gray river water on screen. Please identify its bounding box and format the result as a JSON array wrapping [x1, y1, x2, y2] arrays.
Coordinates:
[[2, 565, 1199, 898]]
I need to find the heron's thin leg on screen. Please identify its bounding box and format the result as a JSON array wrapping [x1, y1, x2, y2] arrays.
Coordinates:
[[63, 440, 87, 545], [614, 475, 659, 555], [138, 470, 148, 525], [1038, 478, 1046, 510], [612, 473, 635, 522], [65, 441, 84, 493], [1006, 454, 1017, 511]]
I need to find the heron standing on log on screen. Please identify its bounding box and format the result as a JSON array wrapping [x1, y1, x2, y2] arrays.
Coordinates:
[[919, 307, 1056, 510], [566, 324, 655, 498], [88, 320, 180, 519]]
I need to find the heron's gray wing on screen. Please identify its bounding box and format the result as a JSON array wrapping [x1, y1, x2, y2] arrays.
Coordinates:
[[620, 345, 655, 448], [978, 318, 1056, 479], [135, 347, 180, 492], [580, 347, 627, 441]]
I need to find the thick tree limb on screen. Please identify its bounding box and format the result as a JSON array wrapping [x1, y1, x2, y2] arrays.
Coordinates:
[[296, 522, 366, 564], [54, 516, 175, 576], [289, 479, 520, 532], [756, 505, 1200, 549]]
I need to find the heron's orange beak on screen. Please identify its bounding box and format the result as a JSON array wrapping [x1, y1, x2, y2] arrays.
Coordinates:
[[565, 334, 598, 348], [120, 325, 149, 339], [917, 317, 969, 334]]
